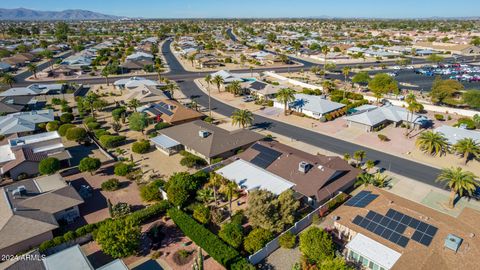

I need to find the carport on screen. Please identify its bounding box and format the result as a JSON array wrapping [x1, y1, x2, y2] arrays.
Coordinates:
[[150, 134, 182, 156]]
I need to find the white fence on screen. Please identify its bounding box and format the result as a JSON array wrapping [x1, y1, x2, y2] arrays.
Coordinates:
[[264, 71, 323, 90], [248, 192, 344, 265]]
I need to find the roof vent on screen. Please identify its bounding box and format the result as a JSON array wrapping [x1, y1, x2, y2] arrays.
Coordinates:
[[199, 130, 210, 138], [299, 161, 312, 173], [444, 234, 463, 253], [12, 185, 27, 197]]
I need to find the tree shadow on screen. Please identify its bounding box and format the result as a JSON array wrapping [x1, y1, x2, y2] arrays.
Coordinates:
[[252, 121, 273, 130]]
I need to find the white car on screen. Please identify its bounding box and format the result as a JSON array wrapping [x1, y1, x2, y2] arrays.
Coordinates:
[[242, 95, 255, 102], [386, 72, 398, 77], [406, 65, 414, 70], [392, 66, 401, 70]]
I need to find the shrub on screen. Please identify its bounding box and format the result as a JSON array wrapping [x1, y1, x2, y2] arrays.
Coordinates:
[[112, 107, 126, 121], [78, 157, 101, 175], [63, 231, 76, 242], [111, 202, 131, 218], [434, 114, 444, 121], [167, 208, 240, 267], [127, 200, 170, 224], [66, 127, 87, 142], [173, 249, 192, 265], [46, 121, 59, 131], [325, 114, 333, 121], [140, 179, 165, 202], [114, 162, 133, 176], [204, 117, 214, 123], [154, 122, 171, 130], [132, 140, 150, 154], [192, 204, 210, 224], [38, 157, 60, 175], [60, 113, 74, 123], [454, 117, 476, 130], [180, 153, 207, 168], [99, 135, 126, 149], [377, 134, 390, 142], [87, 121, 101, 130], [101, 178, 120, 191], [244, 228, 274, 254], [58, 124, 75, 136], [83, 116, 96, 125], [219, 222, 244, 249], [279, 231, 297, 249], [94, 129, 110, 138], [230, 258, 256, 270]]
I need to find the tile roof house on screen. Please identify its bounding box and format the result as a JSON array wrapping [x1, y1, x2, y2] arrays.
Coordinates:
[[0, 84, 64, 97], [274, 93, 345, 119], [0, 110, 54, 136], [345, 105, 429, 132], [226, 141, 360, 205], [243, 81, 283, 99], [125, 52, 154, 62], [139, 99, 203, 125], [332, 186, 480, 270], [120, 59, 154, 71], [153, 120, 264, 163], [0, 174, 83, 257], [0, 131, 71, 180]]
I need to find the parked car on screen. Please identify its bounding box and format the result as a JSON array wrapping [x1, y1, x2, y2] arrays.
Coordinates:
[[242, 95, 255, 102]]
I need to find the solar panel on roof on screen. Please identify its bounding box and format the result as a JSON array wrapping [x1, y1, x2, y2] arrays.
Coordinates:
[[352, 216, 363, 225], [420, 235, 433, 246], [250, 144, 282, 169], [425, 225, 438, 237], [344, 191, 378, 208]]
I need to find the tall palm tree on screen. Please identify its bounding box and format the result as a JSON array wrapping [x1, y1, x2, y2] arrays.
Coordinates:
[[27, 63, 38, 79], [436, 167, 479, 208], [231, 109, 254, 129], [406, 101, 423, 135], [220, 180, 238, 217], [364, 160, 375, 173], [101, 67, 111, 86], [342, 66, 351, 99], [354, 173, 374, 188], [166, 81, 178, 99], [452, 138, 480, 164], [353, 150, 366, 167], [416, 131, 449, 156], [205, 74, 212, 117], [1, 73, 15, 87], [212, 75, 224, 93], [155, 64, 164, 82], [229, 80, 242, 96], [41, 50, 54, 71], [276, 88, 296, 115], [343, 153, 351, 163], [321, 45, 329, 78], [207, 172, 223, 206]]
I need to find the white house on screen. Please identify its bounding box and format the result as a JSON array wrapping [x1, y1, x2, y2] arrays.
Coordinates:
[[274, 93, 345, 119]]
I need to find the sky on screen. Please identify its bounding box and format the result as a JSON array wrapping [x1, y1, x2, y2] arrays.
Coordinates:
[[2, 0, 480, 19]]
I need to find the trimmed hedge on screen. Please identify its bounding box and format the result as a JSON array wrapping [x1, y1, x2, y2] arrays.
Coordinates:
[[167, 208, 240, 267], [99, 135, 126, 149]]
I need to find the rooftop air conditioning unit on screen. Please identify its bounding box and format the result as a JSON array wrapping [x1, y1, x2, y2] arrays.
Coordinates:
[[199, 130, 210, 138], [12, 186, 26, 197], [298, 161, 311, 173]]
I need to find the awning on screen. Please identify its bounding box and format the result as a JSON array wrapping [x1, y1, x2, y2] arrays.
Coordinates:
[[151, 134, 180, 149]]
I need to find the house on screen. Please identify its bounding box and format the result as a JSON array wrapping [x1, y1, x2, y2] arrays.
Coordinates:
[[434, 125, 480, 144], [210, 70, 251, 84], [120, 59, 154, 72], [243, 81, 282, 100], [345, 105, 429, 132], [332, 186, 480, 270], [413, 42, 480, 55], [0, 174, 83, 257], [139, 99, 203, 125], [0, 131, 71, 180], [274, 93, 345, 119], [0, 110, 54, 136], [3, 53, 37, 67], [113, 77, 160, 90], [5, 244, 128, 270], [222, 141, 360, 206], [0, 96, 44, 114], [151, 120, 264, 162], [126, 52, 154, 62], [0, 84, 64, 97], [60, 55, 92, 69], [0, 61, 12, 72]]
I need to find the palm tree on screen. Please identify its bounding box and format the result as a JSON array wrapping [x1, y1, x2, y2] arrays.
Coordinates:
[[364, 160, 375, 173], [166, 81, 178, 99], [229, 80, 242, 96], [41, 50, 54, 71], [212, 75, 224, 93], [204, 74, 213, 117], [416, 131, 449, 156], [101, 67, 111, 86], [207, 172, 223, 206], [321, 80, 335, 93], [353, 150, 366, 167], [452, 138, 480, 164], [27, 63, 38, 79], [1, 73, 15, 87], [187, 53, 196, 67], [220, 180, 238, 217], [196, 188, 215, 205], [355, 173, 374, 188], [115, 148, 127, 157], [155, 64, 164, 82], [343, 153, 351, 163], [276, 88, 296, 115], [127, 98, 140, 112], [342, 66, 351, 99], [406, 101, 423, 135], [436, 167, 479, 208], [249, 66, 254, 78], [321, 45, 329, 78], [373, 173, 391, 188], [231, 109, 254, 129]]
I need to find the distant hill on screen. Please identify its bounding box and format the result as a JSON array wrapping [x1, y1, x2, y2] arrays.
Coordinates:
[[0, 8, 126, 21]]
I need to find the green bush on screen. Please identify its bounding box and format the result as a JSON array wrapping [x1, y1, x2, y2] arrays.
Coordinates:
[[112, 107, 126, 121], [244, 228, 274, 254], [114, 162, 133, 176], [63, 231, 76, 242], [58, 124, 75, 136], [180, 153, 207, 168], [60, 113, 74, 123], [94, 129, 110, 138], [434, 114, 444, 121], [192, 204, 210, 224], [219, 221, 244, 249], [99, 135, 126, 149], [154, 122, 171, 130], [87, 121, 101, 130], [140, 179, 165, 202], [127, 200, 170, 224], [230, 258, 256, 270], [46, 121, 59, 131], [377, 134, 390, 142], [101, 178, 120, 191], [204, 117, 214, 123], [167, 208, 240, 267], [38, 157, 60, 175], [132, 140, 150, 154], [83, 116, 96, 125], [66, 127, 87, 142], [279, 231, 296, 249], [454, 117, 476, 130]]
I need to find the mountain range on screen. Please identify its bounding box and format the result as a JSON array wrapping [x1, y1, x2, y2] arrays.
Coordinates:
[[0, 8, 125, 21]]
